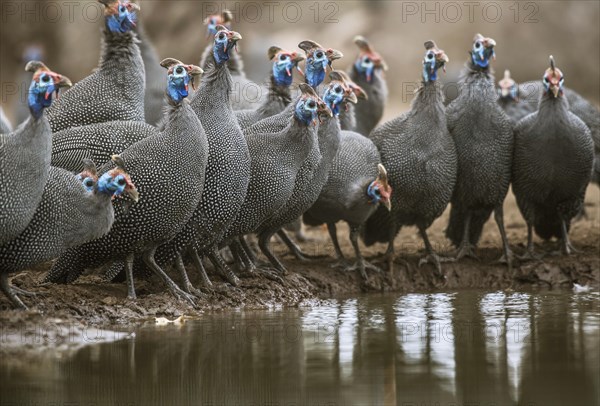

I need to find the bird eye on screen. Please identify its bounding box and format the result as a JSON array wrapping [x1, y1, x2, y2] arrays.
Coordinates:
[[334, 86, 342, 93], [176, 66, 184, 74], [117, 178, 126, 186], [543, 77, 549, 83], [218, 33, 225, 40], [475, 42, 481, 49], [84, 178, 94, 188], [120, 6, 126, 12], [279, 55, 287, 61], [307, 101, 316, 109], [41, 74, 50, 82], [316, 51, 323, 58], [375, 189, 381, 196], [427, 53, 434, 59], [364, 57, 371, 63]]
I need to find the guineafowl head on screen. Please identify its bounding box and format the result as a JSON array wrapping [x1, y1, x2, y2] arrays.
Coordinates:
[[498, 70, 518, 100], [295, 83, 331, 126], [299, 40, 343, 88], [353, 36, 388, 83], [160, 58, 204, 104], [323, 71, 359, 116], [204, 10, 233, 38], [422, 41, 449, 83], [98, 155, 139, 201], [99, 0, 139, 33], [268, 46, 305, 87], [212, 26, 242, 65], [543, 56, 564, 98], [77, 159, 99, 193], [367, 164, 392, 211], [470, 33, 496, 69], [25, 61, 72, 119]]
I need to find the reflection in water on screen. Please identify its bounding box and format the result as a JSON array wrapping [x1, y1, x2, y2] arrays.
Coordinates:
[[1, 291, 598, 405]]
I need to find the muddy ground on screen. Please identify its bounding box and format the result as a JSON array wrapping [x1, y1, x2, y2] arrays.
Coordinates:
[[1, 186, 598, 353]]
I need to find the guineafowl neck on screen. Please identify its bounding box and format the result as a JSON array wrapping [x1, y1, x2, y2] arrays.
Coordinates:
[[99, 27, 141, 71], [539, 93, 570, 122], [339, 103, 356, 131], [266, 73, 292, 105], [193, 60, 233, 110], [412, 80, 445, 120]]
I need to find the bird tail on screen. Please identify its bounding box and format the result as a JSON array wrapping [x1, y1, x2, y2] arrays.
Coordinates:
[[445, 204, 492, 247], [533, 208, 563, 240], [361, 205, 395, 247]]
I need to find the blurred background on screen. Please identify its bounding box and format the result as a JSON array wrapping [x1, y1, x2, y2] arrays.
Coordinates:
[[1, 0, 599, 123]]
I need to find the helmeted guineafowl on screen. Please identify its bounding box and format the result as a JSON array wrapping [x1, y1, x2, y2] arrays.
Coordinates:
[[0, 161, 137, 309], [303, 137, 392, 280], [235, 46, 304, 130], [342, 35, 388, 136], [0, 107, 12, 134], [255, 71, 352, 273], [445, 34, 514, 269], [512, 56, 594, 258], [44, 60, 208, 305], [51, 121, 159, 173], [0, 62, 71, 245], [363, 41, 457, 276], [497, 70, 537, 126], [45, 0, 145, 133], [144, 26, 251, 289]]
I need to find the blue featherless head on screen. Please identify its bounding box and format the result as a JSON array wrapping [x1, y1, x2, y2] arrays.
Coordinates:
[[204, 10, 233, 38], [160, 58, 204, 104], [25, 61, 72, 119], [498, 70, 519, 100], [268, 46, 305, 87], [470, 33, 496, 69], [322, 71, 358, 116], [422, 40, 449, 83], [213, 26, 242, 65], [298, 40, 343, 88], [97, 155, 139, 201], [543, 56, 564, 98], [353, 36, 388, 83], [295, 83, 331, 126], [99, 0, 139, 33]]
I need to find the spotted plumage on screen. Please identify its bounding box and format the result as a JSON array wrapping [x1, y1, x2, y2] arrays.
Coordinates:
[[0, 62, 71, 245], [0, 107, 12, 134], [45, 0, 145, 133]]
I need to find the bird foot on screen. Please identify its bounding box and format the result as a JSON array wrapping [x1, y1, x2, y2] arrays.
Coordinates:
[[182, 283, 207, 299], [345, 260, 382, 280], [11, 286, 41, 297], [518, 250, 544, 262], [550, 240, 579, 256], [453, 244, 480, 261], [418, 254, 449, 280], [167, 285, 198, 308], [494, 250, 515, 272], [330, 259, 351, 270]]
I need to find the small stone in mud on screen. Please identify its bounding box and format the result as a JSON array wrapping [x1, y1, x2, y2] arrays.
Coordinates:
[[102, 296, 117, 305]]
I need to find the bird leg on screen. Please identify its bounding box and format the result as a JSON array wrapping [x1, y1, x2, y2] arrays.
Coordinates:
[[327, 222, 351, 269], [343, 225, 382, 280], [0, 272, 28, 310], [189, 248, 214, 289], [230, 239, 255, 273], [493, 206, 514, 271], [207, 246, 240, 286], [124, 253, 136, 300], [277, 229, 327, 260], [558, 218, 578, 255], [453, 211, 479, 261], [258, 231, 288, 274], [239, 236, 258, 264], [174, 254, 205, 298], [141, 248, 197, 307], [518, 224, 544, 261], [417, 226, 449, 280]]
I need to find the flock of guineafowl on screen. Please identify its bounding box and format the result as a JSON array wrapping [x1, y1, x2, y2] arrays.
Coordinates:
[[1, 1, 598, 310]]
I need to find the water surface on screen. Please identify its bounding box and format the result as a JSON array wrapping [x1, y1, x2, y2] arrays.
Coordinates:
[[2, 290, 599, 405]]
